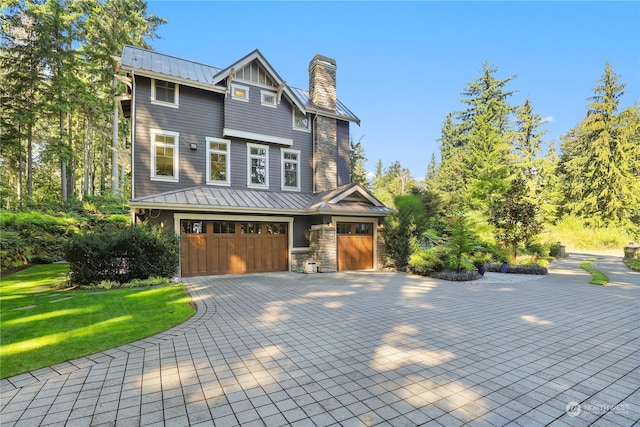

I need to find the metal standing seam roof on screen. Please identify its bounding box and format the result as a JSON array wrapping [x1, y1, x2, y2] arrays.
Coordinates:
[[120, 45, 360, 123], [130, 185, 392, 216], [120, 45, 222, 86]]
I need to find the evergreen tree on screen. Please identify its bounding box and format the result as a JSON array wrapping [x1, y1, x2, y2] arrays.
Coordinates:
[[349, 136, 369, 189], [559, 63, 640, 227], [371, 161, 416, 207], [488, 178, 543, 258], [434, 63, 517, 212]]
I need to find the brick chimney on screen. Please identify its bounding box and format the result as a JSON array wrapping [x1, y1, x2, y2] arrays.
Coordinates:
[[310, 54, 338, 192]]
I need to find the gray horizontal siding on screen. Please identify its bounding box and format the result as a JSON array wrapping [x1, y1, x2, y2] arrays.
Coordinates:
[[224, 82, 294, 140], [133, 77, 323, 199], [133, 76, 224, 198]]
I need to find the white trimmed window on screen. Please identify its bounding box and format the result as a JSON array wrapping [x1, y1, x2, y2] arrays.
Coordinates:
[[247, 143, 268, 188], [281, 148, 300, 191], [261, 90, 276, 107], [231, 83, 249, 101], [293, 108, 310, 131], [206, 137, 230, 185], [151, 79, 179, 107], [150, 129, 179, 181]]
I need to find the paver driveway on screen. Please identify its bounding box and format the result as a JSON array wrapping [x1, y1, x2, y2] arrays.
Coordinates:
[[1, 253, 639, 426]]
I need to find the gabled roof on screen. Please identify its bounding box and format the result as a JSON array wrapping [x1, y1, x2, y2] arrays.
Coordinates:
[[130, 184, 391, 217], [118, 45, 360, 123], [212, 49, 307, 113]]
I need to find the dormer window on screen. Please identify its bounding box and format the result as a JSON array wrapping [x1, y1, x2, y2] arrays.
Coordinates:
[[231, 83, 249, 101], [151, 79, 179, 108], [293, 108, 310, 131]]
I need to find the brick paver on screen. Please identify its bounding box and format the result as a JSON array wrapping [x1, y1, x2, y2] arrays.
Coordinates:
[[1, 253, 638, 426]]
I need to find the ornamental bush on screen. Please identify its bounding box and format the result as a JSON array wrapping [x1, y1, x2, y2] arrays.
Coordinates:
[[66, 223, 179, 286]]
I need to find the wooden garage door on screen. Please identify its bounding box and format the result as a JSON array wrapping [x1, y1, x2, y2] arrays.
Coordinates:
[[181, 220, 288, 276], [337, 222, 373, 271]]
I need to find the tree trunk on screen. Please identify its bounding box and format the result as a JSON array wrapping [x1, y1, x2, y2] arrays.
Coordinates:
[[84, 111, 93, 197], [60, 111, 68, 202], [27, 123, 33, 197], [111, 75, 119, 196]]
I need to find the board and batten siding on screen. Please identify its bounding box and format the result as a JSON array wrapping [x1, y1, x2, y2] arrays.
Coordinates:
[[133, 76, 224, 198]]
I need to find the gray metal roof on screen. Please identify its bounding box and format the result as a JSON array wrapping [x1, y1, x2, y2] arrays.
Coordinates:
[[120, 45, 222, 86], [120, 45, 360, 123], [291, 87, 360, 124], [130, 185, 391, 216]]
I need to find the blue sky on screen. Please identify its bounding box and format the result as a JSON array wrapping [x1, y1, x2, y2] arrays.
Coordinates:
[[146, 1, 639, 179]]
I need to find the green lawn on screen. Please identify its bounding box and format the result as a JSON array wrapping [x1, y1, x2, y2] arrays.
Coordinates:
[[580, 258, 609, 285], [624, 258, 640, 271], [0, 264, 195, 378]]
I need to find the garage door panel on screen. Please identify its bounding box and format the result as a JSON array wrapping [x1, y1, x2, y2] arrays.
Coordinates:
[[181, 220, 288, 276], [337, 222, 373, 271]]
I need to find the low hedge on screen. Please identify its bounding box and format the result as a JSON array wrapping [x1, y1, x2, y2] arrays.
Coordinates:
[[485, 263, 548, 275]]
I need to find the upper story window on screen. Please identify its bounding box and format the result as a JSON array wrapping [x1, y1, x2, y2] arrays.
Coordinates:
[[293, 108, 310, 131], [281, 148, 300, 191], [151, 79, 179, 108], [261, 90, 277, 107], [206, 137, 230, 186], [150, 129, 179, 182], [231, 83, 249, 102], [247, 143, 268, 188]]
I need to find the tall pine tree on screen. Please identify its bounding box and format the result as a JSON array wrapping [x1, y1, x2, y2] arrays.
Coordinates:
[[559, 63, 640, 227]]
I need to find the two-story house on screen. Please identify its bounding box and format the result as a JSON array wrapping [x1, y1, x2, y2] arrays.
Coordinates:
[[116, 46, 390, 277]]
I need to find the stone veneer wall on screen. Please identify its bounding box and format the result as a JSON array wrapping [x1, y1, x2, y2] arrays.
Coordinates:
[[290, 249, 312, 273], [314, 116, 337, 192], [309, 224, 337, 272]]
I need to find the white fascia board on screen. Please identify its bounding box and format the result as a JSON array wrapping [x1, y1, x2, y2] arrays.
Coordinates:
[[121, 67, 226, 94], [129, 201, 307, 215], [223, 128, 293, 146], [328, 185, 383, 207]]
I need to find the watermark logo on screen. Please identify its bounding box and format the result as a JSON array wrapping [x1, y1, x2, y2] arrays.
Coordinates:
[[565, 401, 629, 417], [566, 401, 581, 417]]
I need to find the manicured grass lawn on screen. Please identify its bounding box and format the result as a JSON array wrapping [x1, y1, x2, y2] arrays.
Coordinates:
[[580, 258, 609, 285], [0, 264, 195, 379]]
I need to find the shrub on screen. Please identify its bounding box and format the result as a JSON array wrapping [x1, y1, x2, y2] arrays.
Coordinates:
[[66, 223, 179, 286], [384, 195, 428, 269], [408, 247, 446, 275], [485, 263, 548, 275]]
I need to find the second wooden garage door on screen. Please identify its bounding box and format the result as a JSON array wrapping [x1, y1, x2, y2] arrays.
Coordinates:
[[181, 220, 288, 277], [337, 222, 373, 271]]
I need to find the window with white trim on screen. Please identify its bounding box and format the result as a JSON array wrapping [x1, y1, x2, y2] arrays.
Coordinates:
[[293, 108, 310, 131], [150, 129, 179, 181], [206, 137, 230, 185], [151, 79, 179, 107], [247, 143, 268, 188], [281, 148, 300, 191], [261, 90, 276, 107], [231, 83, 249, 101]]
